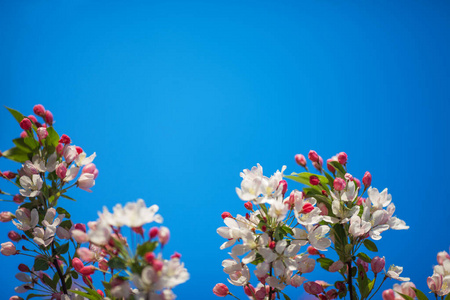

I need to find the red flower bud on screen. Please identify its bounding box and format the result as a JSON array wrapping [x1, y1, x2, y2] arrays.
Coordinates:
[[33, 104, 45, 116], [309, 175, 320, 186], [221, 212, 232, 219], [244, 202, 253, 211], [362, 171, 372, 187], [59, 134, 71, 144], [213, 283, 229, 297], [337, 152, 348, 165], [308, 150, 319, 163], [44, 110, 53, 125], [149, 227, 159, 239], [80, 265, 95, 276], [19, 118, 32, 131], [301, 203, 315, 214], [295, 154, 307, 167]]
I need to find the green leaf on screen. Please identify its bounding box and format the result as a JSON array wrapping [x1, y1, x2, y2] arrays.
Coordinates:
[[42, 273, 57, 290], [317, 257, 334, 270], [396, 292, 415, 300], [2, 146, 30, 163], [281, 292, 291, 300], [411, 288, 429, 300], [56, 207, 71, 218], [59, 220, 73, 230], [27, 294, 48, 300], [108, 257, 126, 271], [329, 161, 346, 176], [69, 290, 101, 300], [55, 242, 70, 255], [60, 194, 77, 201], [81, 286, 103, 300], [12, 138, 33, 152], [5, 106, 25, 123], [45, 127, 60, 147], [136, 241, 158, 257], [363, 240, 378, 252], [356, 252, 372, 263], [34, 256, 49, 271], [282, 225, 294, 236]]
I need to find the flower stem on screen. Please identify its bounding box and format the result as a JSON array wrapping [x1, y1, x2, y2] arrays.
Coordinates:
[[51, 242, 68, 295], [347, 261, 354, 300]]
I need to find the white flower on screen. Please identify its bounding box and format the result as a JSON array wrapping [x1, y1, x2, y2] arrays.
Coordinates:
[[77, 173, 95, 192], [386, 265, 410, 281], [12, 208, 39, 231], [259, 240, 300, 277], [294, 197, 322, 225], [307, 225, 331, 251], [99, 199, 163, 228], [362, 206, 390, 240], [367, 187, 392, 211], [231, 231, 269, 264], [160, 258, 190, 289], [14, 272, 35, 293], [267, 197, 289, 222], [75, 151, 96, 167], [349, 215, 371, 238], [217, 217, 246, 249], [19, 174, 43, 197], [222, 254, 250, 286], [33, 227, 57, 247], [235, 164, 264, 201], [87, 220, 112, 246]]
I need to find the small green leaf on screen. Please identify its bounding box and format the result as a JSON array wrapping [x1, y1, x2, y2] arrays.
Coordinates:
[[55, 242, 70, 255], [363, 240, 378, 252], [34, 257, 49, 271], [329, 161, 346, 176], [60, 194, 77, 201], [396, 292, 415, 300], [12, 138, 33, 152], [282, 225, 294, 236], [2, 146, 30, 163], [45, 127, 60, 147], [281, 292, 291, 300], [42, 273, 57, 290], [108, 257, 126, 271], [56, 207, 71, 218], [5, 106, 25, 123], [317, 257, 334, 270], [136, 241, 158, 257], [356, 253, 372, 263], [69, 290, 100, 300], [411, 288, 429, 300]]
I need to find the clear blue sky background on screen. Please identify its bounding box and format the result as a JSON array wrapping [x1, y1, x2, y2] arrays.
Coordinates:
[[1, 1, 449, 299]]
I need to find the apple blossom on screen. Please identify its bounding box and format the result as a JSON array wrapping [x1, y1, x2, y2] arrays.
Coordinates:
[[1, 242, 18, 256], [213, 283, 229, 297], [295, 154, 307, 167]]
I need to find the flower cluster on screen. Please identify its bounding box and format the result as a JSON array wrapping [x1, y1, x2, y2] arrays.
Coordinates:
[[215, 150, 410, 300], [0, 105, 189, 300]]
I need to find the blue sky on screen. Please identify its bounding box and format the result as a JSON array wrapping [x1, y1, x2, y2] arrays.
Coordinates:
[[1, 0, 450, 299]]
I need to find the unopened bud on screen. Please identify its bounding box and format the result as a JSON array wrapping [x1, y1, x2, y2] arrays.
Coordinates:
[[213, 283, 229, 297], [278, 180, 288, 195], [244, 285, 256, 297], [382, 289, 395, 300], [27, 115, 37, 124], [371, 256, 385, 274], [44, 110, 53, 125], [327, 159, 336, 173], [295, 154, 307, 167], [362, 171, 372, 187], [2, 171, 16, 180], [83, 275, 93, 287], [308, 150, 319, 163], [18, 264, 30, 272], [13, 194, 25, 204], [19, 118, 32, 131], [59, 134, 71, 144], [55, 163, 67, 180], [171, 252, 181, 259], [8, 231, 21, 242], [158, 226, 170, 246], [354, 178, 361, 188], [75, 146, 83, 154], [221, 212, 232, 219], [309, 175, 320, 186], [269, 241, 276, 249], [149, 227, 159, 239], [80, 265, 95, 276], [244, 201, 253, 211], [33, 104, 45, 116], [153, 259, 163, 272], [0, 211, 14, 222], [301, 203, 315, 214], [337, 152, 348, 165], [20, 131, 28, 138], [333, 178, 346, 191], [36, 127, 48, 140], [261, 225, 267, 232], [313, 156, 323, 171], [99, 259, 108, 272], [56, 143, 64, 156], [307, 246, 320, 255], [145, 252, 155, 264], [72, 258, 84, 272]]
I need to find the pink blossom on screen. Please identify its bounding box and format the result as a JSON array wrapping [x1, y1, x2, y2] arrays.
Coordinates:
[[371, 256, 385, 274], [1, 242, 17, 256], [427, 274, 443, 293], [82, 163, 99, 179], [33, 104, 45, 116], [363, 171, 372, 187], [304, 281, 324, 295], [0, 211, 14, 222], [295, 154, 307, 167], [36, 127, 48, 140], [158, 226, 170, 246], [77, 247, 95, 262], [337, 152, 348, 164], [333, 178, 346, 191], [77, 173, 95, 192], [213, 283, 229, 297], [308, 150, 319, 163], [44, 110, 53, 125], [19, 118, 32, 131]]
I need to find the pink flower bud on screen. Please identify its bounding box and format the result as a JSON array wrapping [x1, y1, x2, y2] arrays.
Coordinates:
[[13, 194, 25, 204], [307, 246, 320, 255], [337, 152, 348, 165], [295, 154, 307, 167], [171, 252, 181, 259], [363, 171, 372, 187], [327, 159, 336, 173], [309, 175, 320, 186], [356, 258, 369, 272], [1, 242, 17, 256], [56, 163, 67, 180], [301, 203, 314, 214], [97, 290, 104, 298], [153, 259, 163, 272], [308, 150, 319, 163], [244, 201, 253, 211], [326, 289, 338, 300], [261, 225, 267, 232], [75, 146, 83, 154], [19, 131, 28, 138], [33, 104, 45, 116], [437, 251, 450, 265], [382, 289, 395, 300], [77, 247, 95, 262], [313, 156, 323, 171], [0, 212, 14, 222], [344, 173, 353, 181], [329, 261, 344, 272], [145, 252, 155, 264], [80, 265, 95, 276], [221, 212, 232, 219], [77, 173, 95, 192], [149, 227, 159, 239], [269, 241, 276, 249], [333, 178, 346, 191], [56, 143, 64, 156], [244, 285, 256, 297], [19, 118, 32, 131], [354, 178, 361, 188], [27, 115, 38, 124], [44, 110, 53, 125], [99, 259, 108, 272], [83, 275, 93, 287], [427, 274, 443, 293], [36, 127, 48, 140], [18, 264, 30, 272], [59, 134, 71, 144], [2, 171, 16, 179], [74, 223, 86, 232], [8, 231, 21, 242], [335, 281, 346, 292], [132, 226, 144, 235], [304, 281, 324, 295], [213, 283, 229, 297], [371, 256, 385, 274], [82, 163, 99, 179], [158, 226, 170, 246], [72, 257, 84, 272]]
